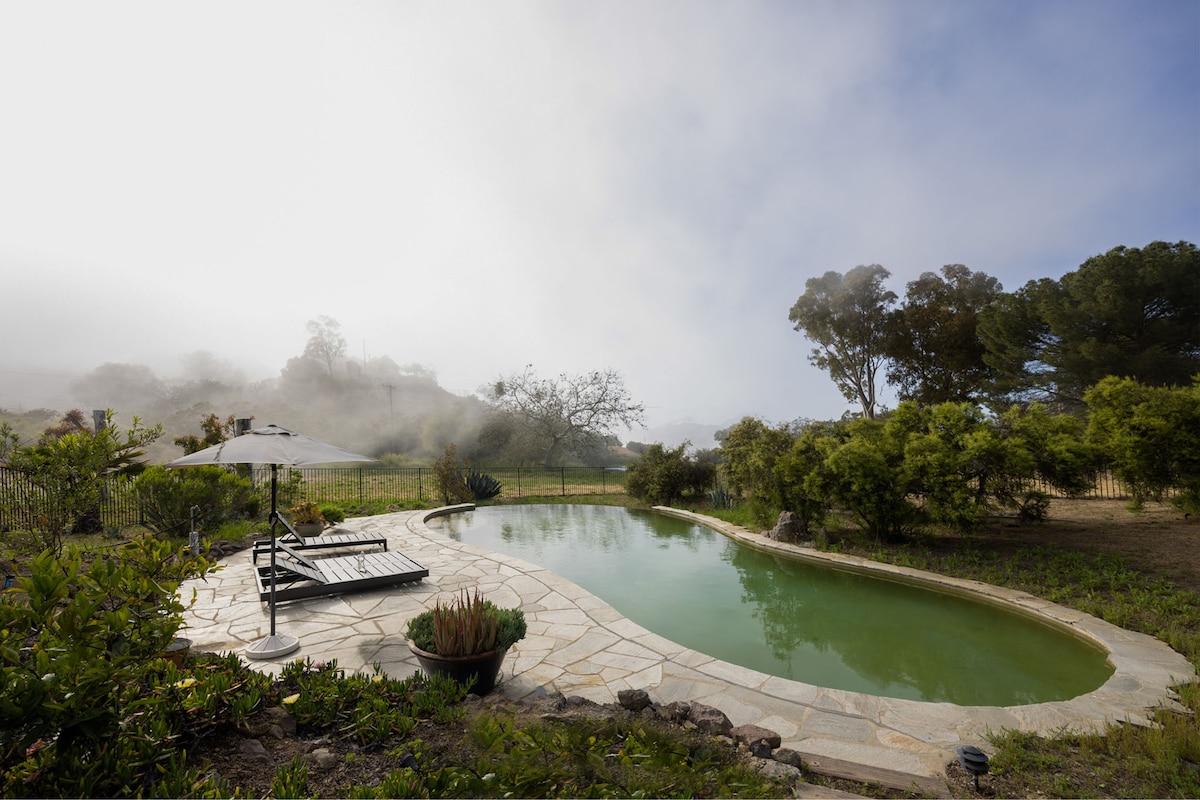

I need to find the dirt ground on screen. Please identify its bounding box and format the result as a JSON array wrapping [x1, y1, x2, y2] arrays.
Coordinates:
[[972, 497, 1200, 593]]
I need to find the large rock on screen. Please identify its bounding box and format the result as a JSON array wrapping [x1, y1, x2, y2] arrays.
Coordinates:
[[618, 689, 653, 712], [767, 511, 801, 543], [687, 703, 733, 735]]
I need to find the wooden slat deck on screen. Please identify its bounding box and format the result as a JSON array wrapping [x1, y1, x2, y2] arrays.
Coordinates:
[[255, 549, 428, 602], [251, 530, 388, 563]]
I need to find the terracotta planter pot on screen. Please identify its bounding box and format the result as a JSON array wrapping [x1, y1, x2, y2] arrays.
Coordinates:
[[164, 637, 192, 666], [293, 522, 325, 538], [408, 640, 506, 695]]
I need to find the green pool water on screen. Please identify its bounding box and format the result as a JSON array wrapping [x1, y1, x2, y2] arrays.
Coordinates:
[[428, 504, 1114, 705]]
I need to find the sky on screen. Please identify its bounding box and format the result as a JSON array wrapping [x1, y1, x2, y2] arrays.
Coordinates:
[[1, 0, 1197, 433]]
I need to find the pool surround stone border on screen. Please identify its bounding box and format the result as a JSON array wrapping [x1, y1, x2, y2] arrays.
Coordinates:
[[179, 504, 1195, 786]]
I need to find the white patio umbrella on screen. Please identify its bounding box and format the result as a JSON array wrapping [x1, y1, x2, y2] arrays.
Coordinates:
[[166, 424, 374, 659]]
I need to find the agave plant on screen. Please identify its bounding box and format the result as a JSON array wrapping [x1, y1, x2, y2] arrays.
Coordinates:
[[708, 486, 735, 509], [466, 470, 503, 501]]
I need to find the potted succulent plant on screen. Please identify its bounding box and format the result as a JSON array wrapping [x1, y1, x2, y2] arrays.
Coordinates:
[[287, 501, 326, 538], [405, 588, 527, 695]]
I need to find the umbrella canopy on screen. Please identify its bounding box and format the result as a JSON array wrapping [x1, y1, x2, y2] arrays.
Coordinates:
[[165, 424, 374, 469], [166, 424, 374, 660]]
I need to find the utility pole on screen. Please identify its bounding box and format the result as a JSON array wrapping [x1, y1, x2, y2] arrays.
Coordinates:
[[382, 383, 394, 424]]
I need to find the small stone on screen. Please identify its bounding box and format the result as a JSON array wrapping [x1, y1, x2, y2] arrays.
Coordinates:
[[617, 689, 652, 712], [237, 739, 270, 764], [309, 747, 339, 770], [749, 739, 773, 759], [750, 757, 802, 783], [655, 701, 691, 723], [731, 723, 781, 750], [772, 747, 805, 770], [265, 705, 296, 736]]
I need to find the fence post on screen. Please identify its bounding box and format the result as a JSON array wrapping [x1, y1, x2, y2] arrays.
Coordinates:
[[517, 467, 521, 498], [358, 468, 364, 504], [561, 467, 566, 496]]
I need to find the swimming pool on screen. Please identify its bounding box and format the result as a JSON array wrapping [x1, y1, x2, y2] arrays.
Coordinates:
[[428, 504, 1114, 705]]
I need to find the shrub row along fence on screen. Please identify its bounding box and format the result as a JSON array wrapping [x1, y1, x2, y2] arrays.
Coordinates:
[[0, 465, 1143, 533], [0, 466, 629, 531]]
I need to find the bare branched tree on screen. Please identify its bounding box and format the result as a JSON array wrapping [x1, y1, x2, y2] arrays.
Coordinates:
[[304, 316, 347, 377], [485, 365, 645, 467]]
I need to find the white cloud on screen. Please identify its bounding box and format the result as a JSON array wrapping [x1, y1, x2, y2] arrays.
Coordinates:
[[1, 0, 1196, 429]]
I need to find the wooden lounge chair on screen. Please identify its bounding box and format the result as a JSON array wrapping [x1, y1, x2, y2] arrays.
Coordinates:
[[254, 539, 428, 602], [251, 527, 388, 563]]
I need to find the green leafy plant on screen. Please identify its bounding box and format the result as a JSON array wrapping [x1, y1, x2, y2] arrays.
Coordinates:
[[1, 409, 163, 554], [270, 755, 311, 799], [0, 537, 217, 796], [277, 659, 466, 744], [405, 589, 526, 656]]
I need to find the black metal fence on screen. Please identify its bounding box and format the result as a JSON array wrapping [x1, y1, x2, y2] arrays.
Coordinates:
[[0, 464, 1146, 533], [0, 466, 630, 531]]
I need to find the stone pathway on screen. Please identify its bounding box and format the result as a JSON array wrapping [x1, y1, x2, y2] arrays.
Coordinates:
[[181, 506, 1195, 787]]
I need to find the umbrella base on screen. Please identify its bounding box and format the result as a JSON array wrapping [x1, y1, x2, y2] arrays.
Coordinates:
[[245, 633, 301, 660]]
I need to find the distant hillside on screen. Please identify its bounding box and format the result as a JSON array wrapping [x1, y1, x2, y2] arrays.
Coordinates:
[[635, 421, 722, 451]]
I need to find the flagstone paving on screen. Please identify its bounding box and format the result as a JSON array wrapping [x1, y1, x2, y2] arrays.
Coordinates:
[[180, 506, 1195, 784]]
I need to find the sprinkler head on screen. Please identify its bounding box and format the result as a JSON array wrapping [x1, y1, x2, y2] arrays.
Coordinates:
[[955, 744, 990, 791]]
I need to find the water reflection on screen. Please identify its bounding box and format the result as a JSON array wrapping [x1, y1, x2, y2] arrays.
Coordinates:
[[429, 505, 1113, 705]]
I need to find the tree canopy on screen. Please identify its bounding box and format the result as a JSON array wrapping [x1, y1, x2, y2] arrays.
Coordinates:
[[304, 316, 348, 378], [884, 264, 1002, 406], [788, 265, 896, 419], [484, 366, 645, 467], [979, 241, 1200, 408]]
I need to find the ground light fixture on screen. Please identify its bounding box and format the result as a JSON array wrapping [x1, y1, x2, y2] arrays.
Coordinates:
[[955, 744, 990, 790]]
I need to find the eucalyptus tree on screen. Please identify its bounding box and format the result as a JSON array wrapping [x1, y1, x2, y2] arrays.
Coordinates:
[[788, 264, 896, 419], [884, 264, 1002, 406]]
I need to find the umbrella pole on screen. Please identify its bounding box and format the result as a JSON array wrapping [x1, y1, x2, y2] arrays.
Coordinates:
[[268, 464, 278, 635], [245, 463, 300, 660]]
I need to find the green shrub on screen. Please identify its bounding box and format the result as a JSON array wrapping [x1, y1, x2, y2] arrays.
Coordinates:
[[319, 503, 346, 524], [720, 418, 829, 534], [0, 537, 217, 796], [625, 442, 715, 505], [1086, 376, 1200, 512], [815, 418, 920, 542], [133, 464, 259, 537]]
